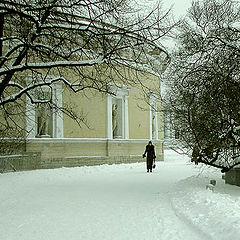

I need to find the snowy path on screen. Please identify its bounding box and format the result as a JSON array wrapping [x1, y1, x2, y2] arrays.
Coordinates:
[[0, 154, 209, 240]]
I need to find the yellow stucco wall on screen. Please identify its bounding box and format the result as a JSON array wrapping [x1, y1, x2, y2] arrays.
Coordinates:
[[63, 89, 107, 138], [128, 72, 163, 140], [157, 102, 164, 140], [61, 71, 163, 140], [128, 87, 149, 139]]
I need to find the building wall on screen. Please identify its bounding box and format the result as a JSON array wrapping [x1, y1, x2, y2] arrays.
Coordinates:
[[0, 153, 41, 172], [25, 138, 164, 169], [0, 88, 26, 141], [22, 65, 165, 169], [157, 102, 164, 140], [26, 139, 163, 158], [63, 89, 107, 138], [128, 87, 149, 139], [61, 75, 162, 140]]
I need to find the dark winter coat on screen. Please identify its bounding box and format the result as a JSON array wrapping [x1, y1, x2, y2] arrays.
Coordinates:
[[143, 144, 156, 170]]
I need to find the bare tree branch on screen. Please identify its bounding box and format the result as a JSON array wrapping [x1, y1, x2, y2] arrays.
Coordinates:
[[163, 0, 240, 171]]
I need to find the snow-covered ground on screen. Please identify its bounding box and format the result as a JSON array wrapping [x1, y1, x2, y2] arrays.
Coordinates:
[[0, 150, 239, 240]]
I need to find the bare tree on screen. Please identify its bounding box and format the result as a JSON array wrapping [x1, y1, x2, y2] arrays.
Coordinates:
[[0, 0, 175, 155], [164, 0, 240, 172]]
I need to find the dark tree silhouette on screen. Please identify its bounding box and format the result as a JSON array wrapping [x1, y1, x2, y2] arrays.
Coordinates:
[[164, 0, 240, 172]]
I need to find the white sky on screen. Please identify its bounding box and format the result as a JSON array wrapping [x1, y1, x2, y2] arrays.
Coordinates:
[[138, 0, 192, 18], [162, 0, 192, 19], [137, 0, 193, 49], [161, 0, 193, 49]]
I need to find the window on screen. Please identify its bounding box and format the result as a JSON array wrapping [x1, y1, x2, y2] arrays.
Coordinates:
[[112, 98, 123, 138], [149, 94, 158, 140], [164, 112, 170, 139], [107, 84, 130, 139], [25, 78, 63, 138], [35, 89, 53, 137], [164, 112, 179, 140]]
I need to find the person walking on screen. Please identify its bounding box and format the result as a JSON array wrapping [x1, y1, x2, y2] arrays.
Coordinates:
[[143, 141, 156, 172]]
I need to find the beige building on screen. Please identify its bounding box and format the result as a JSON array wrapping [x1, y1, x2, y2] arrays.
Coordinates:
[[0, 2, 170, 171], [23, 71, 165, 169]]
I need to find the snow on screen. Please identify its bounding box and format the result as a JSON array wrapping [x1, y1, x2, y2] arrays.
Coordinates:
[[0, 150, 240, 240]]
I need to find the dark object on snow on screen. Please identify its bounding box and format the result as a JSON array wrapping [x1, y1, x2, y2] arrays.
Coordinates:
[[206, 183, 214, 191], [152, 163, 156, 169], [191, 145, 200, 165], [210, 180, 216, 186], [143, 141, 156, 172], [221, 167, 229, 173], [206, 180, 216, 191]]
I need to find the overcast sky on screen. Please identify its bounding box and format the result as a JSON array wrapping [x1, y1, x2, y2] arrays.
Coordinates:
[[161, 0, 193, 49], [138, 0, 193, 19], [137, 0, 193, 49], [162, 0, 192, 18]]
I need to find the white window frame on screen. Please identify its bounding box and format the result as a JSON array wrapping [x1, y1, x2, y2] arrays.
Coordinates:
[[149, 94, 158, 140]]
